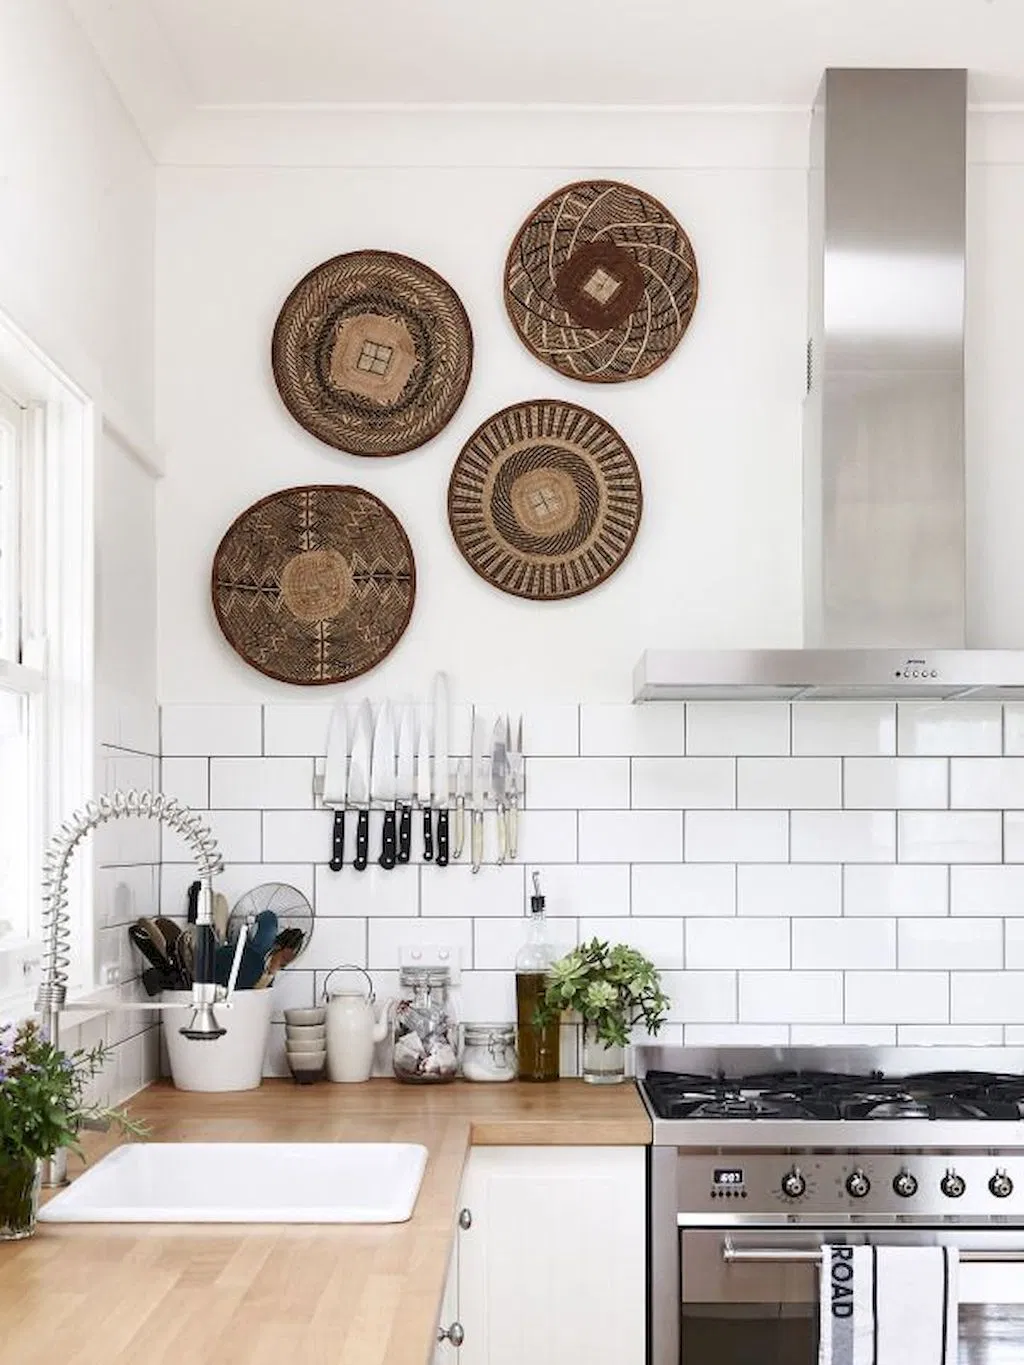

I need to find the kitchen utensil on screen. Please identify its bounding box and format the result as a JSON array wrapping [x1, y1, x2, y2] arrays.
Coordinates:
[[395, 703, 416, 865], [225, 883, 313, 986], [507, 714, 523, 860], [128, 921, 171, 974], [416, 700, 433, 862], [490, 715, 508, 865], [349, 699, 374, 872], [235, 910, 279, 991], [140, 965, 181, 997], [212, 892, 230, 943], [371, 700, 397, 870], [186, 880, 200, 923], [432, 672, 451, 868], [323, 701, 349, 872], [323, 966, 389, 1083], [255, 926, 306, 987], [470, 708, 487, 874], [453, 758, 466, 861], [173, 924, 196, 988]]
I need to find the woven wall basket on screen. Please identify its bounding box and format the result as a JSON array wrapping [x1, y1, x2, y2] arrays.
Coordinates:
[[271, 250, 473, 456], [448, 400, 642, 601], [504, 180, 698, 383], [212, 485, 416, 685]]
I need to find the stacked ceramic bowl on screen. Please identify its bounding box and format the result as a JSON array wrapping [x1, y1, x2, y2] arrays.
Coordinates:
[[284, 1006, 327, 1084]]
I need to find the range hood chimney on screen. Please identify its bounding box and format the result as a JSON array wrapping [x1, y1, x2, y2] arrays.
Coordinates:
[[636, 68, 1024, 702]]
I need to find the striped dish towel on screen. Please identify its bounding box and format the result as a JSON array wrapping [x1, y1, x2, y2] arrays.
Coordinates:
[[819, 1245, 958, 1365]]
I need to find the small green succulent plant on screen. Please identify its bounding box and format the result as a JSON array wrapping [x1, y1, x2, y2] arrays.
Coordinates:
[[538, 938, 670, 1049]]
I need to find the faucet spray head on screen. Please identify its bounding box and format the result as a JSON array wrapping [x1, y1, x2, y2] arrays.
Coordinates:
[[180, 1001, 226, 1041]]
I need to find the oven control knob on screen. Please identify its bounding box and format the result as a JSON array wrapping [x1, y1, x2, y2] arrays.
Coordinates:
[[989, 1170, 1013, 1199], [940, 1169, 966, 1199], [893, 1170, 918, 1199], [845, 1169, 871, 1199], [781, 1167, 806, 1199]]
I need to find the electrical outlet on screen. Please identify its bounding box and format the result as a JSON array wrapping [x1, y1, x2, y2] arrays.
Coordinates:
[[103, 964, 121, 986], [399, 943, 461, 983]]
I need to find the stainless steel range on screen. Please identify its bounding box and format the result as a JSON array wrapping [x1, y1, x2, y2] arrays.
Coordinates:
[[638, 1046, 1024, 1365]]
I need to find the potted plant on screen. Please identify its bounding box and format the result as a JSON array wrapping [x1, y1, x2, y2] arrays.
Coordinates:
[[0, 1021, 143, 1239], [538, 938, 670, 1084]]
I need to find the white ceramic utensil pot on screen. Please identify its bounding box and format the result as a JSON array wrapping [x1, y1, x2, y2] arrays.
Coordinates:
[[324, 966, 389, 1082], [162, 987, 275, 1092]]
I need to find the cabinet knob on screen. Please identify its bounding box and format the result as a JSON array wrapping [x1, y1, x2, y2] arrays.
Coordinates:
[[438, 1322, 465, 1348], [458, 1207, 472, 1230]]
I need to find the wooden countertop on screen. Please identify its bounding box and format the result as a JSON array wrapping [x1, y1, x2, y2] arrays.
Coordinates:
[[0, 1079, 650, 1365]]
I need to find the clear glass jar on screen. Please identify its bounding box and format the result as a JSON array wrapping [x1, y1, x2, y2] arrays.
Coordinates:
[[392, 966, 459, 1084], [461, 1024, 516, 1082]]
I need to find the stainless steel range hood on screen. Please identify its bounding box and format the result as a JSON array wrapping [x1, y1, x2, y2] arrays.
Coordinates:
[[636, 68, 1024, 702]]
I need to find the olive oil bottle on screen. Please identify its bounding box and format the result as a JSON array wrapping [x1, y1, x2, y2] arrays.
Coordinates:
[[515, 873, 560, 1081]]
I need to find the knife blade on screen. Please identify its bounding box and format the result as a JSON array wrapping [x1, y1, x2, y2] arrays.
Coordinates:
[[490, 715, 508, 865], [432, 672, 451, 868], [416, 703, 433, 862], [348, 700, 374, 872], [507, 714, 523, 861], [452, 758, 466, 861], [371, 700, 398, 870], [323, 702, 348, 872], [396, 703, 416, 865], [470, 707, 487, 874]]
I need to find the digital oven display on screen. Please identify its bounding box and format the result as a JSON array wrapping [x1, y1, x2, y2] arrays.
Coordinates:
[[713, 1168, 744, 1187]]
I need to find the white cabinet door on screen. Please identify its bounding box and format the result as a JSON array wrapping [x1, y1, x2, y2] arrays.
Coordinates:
[[434, 1228, 461, 1365], [457, 1146, 646, 1365]]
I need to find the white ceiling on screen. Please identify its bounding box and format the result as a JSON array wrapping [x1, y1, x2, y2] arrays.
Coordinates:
[[69, 0, 1024, 155]]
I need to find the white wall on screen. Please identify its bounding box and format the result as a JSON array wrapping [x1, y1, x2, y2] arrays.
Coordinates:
[[155, 123, 808, 705]]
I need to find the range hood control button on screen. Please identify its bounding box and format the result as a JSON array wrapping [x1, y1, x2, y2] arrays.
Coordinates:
[[940, 1169, 966, 1199], [845, 1169, 870, 1199], [989, 1170, 1013, 1199], [893, 1170, 918, 1199], [781, 1167, 806, 1199]]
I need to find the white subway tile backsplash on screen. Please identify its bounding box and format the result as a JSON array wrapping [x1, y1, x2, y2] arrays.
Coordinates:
[[737, 864, 840, 917], [662, 971, 736, 1023], [1002, 921, 1024, 968], [685, 1024, 789, 1045], [474, 917, 576, 970], [525, 758, 628, 809], [513, 810, 578, 863], [687, 918, 789, 970], [844, 758, 947, 810], [581, 703, 683, 756], [790, 1025, 897, 1045], [686, 811, 788, 863], [268, 968, 317, 1022], [423, 864, 524, 919], [160, 757, 209, 809], [899, 1024, 1004, 1045], [580, 917, 684, 969], [791, 811, 895, 863], [845, 972, 949, 1024], [316, 863, 418, 919], [579, 811, 682, 862], [162, 704, 262, 756], [457, 970, 516, 1023], [686, 702, 790, 756], [898, 811, 1001, 863], [1004, 704, 1024, 756], [739, 971, 843, 1023], [632, 758, 734, 809], [898, 918, 1003, 970], [792, 919, 896, 970], [527, 864, 630, 918], [161, 861, 314, 915], [952, 759, 1024, 809], [951, 973, 1024, 1024], [792, 702, 895, 757], [262, 809, 332, 862], [519, 705, 580, 757], [211, 756, 314, 810], [898, 702, 1002, 756], [844, 865, 948, 917], [188, 810, 261, 864], [738, 758, 840, 809], [297, 916, 367, 970], [632, 864, 735, 917], [950, 865, 1024, 916], [1005, 813, 1024, 863], [368, 918, 473, 971], [263, 704, 334, 756]]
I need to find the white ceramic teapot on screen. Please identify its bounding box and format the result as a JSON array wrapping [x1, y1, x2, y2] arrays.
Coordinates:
[[323, 965, 389, 1083]]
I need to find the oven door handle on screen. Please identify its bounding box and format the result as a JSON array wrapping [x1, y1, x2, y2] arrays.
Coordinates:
[[722, 1238, 1024, 1266]]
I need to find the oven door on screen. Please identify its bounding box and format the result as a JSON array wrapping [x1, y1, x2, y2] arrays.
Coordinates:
[[680, 1227, 1024, 1365]]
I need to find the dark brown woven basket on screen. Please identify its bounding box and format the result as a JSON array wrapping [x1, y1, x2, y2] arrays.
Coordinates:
[[504, 180, 698, 384], [272, 249, 473, 456], [448, 400, 642, 601], [212, 484, 416, 685]]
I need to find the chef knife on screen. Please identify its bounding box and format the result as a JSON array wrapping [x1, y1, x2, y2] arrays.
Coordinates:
[[452, 758, 466, 861], [490, 715, 508, 865], [470, 707, 487, 874], [506, 714, 523, 861], [432, 672, 451, 868], [323, 701, 348, 872], [417, 703, 433, 862], [348, 700, 374, 872], [396, 703, 416, 865], [371, 700, 398, 870]]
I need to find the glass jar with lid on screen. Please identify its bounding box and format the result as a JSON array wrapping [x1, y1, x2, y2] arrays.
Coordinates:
[[392, 966, 459, 1083], [461, 1024, 517, 1083]]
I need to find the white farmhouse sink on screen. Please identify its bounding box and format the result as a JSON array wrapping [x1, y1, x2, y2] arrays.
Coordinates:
[[38, 1142, 428, 1224]]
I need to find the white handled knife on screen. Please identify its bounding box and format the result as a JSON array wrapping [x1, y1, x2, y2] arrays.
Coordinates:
[[470, 706, 487, 874], [491, 715, 508, 865], [507, 714, 523, 861], [371, 700, 397, 870], [432, 672, 451, 868], [453, 758, 466, 861], [349, 700, 374, 872], [416, 704, 433, 862], [323, 702, 348, 872], [396, 703, 416, 865]]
